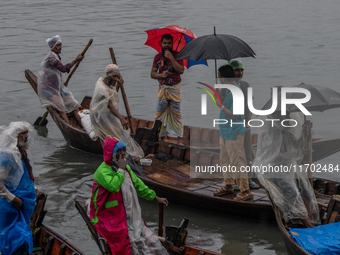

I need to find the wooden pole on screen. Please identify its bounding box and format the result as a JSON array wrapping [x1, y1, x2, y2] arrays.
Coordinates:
[[304, 120, 313, 186], [158, 203, 164, 237], [109, 48, 135, 134], [64, 39, 93, 87]]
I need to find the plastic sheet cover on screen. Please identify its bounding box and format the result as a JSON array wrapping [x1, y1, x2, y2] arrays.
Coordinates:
[[37, 51, 80, 113], [90, 77, 144, 158], [255, 113, 320, 224], [121, 170, 168, 255], [0, 121, 33, 191], [290, 222, 340, 255]]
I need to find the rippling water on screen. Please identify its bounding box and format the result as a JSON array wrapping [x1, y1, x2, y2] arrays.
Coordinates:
[[1, 0, 340, 254]]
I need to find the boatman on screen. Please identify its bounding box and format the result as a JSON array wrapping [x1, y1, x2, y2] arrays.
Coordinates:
[[151, 34, 184, 138], [0, 122, 37, 255], [90, 64, 144, 158], [90, 136, 169, 255], [37, 35, 84, 127]]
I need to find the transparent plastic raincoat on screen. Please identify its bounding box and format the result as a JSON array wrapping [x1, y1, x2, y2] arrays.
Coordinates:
[[90, 77, 144, 158], [0, 122, 36, 255], [254, 113, 320, 225], [37, 51, 80, 113]]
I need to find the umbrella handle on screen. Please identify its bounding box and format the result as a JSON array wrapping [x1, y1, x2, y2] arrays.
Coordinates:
[[175, 33, 184, 52]]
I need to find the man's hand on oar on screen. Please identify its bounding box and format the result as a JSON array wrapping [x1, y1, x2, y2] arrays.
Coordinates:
[[73, 54, 84, 64], [64, 39, 93, 87]]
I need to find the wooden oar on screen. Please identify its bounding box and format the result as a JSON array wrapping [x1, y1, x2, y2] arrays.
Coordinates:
[[109, 48, 135, 134], [64, 39, 93, 87], [34, 39, 93, 126], [158, 203, 164, 237], [33, 111, 49, 126], [304, 120, 313, 186]]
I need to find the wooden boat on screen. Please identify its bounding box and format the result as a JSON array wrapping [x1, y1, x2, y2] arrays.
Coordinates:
[[31, 193, 84, 255], [75, 199, 223, 255], [25, 69, 340, 163], [269, 191, 340, 255], [25, 69, 340, 221]]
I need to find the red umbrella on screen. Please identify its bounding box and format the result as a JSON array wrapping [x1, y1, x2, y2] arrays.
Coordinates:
[[145, 25, 207, 68]]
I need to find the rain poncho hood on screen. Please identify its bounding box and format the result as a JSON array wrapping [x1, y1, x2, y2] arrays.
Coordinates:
[[37, 51, 80, 113], [255, 112, 320, 225], [0, 122, 36, 255], [0, 121, 33, 190], [90, 77, 144, 158], [46, 35, 61, 50], [103, 136, 126, 166]]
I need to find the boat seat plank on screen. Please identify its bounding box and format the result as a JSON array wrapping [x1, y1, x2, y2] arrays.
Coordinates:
[[168, 183, 189, 190], [172, 164, 191, 176], [193, 189, 215, 196], [159, 137, 190, 147], [143, 158, 186, 175], [172, 181, 211, 191], [147, 169, 190, 186], [316, 197, 331, 206]]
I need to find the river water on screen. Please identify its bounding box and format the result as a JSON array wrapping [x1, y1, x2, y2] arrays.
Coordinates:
[[1, 0, 340, 254]]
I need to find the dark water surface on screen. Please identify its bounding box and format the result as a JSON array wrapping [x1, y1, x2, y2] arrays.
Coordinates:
[[1, 0, 340, 254]]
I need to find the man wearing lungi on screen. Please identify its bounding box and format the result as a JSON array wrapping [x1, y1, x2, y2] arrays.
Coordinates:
[[150, 34, 184, 138]]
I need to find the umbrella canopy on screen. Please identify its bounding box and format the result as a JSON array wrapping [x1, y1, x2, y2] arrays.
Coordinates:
[[176, 33, 256, 62], [262, 83, 340, 113], [145, 25, 207, 68]]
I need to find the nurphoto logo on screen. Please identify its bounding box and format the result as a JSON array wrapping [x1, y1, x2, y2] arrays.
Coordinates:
[[199, 83, 312, 128]]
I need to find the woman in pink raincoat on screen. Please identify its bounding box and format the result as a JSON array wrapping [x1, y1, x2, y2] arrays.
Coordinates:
[[90, 136, 168, 255]]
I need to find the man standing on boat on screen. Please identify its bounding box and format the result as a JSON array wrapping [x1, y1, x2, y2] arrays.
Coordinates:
[[229, 60, 259, 190], [90, 136, 169, 255], [90, 64, 144, 158], [0, 122, 37, 255], [151, 34, 184, 138], [37, 35, 84, 127], [213, 65, 253, 201]]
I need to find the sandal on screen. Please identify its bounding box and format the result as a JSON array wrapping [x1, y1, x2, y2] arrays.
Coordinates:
[[233, 181, 260, 191], [233, 184, 240, 191], [213, 186, 234, 196], [249, 181, 260, 189], [234, 192, 253, 201]]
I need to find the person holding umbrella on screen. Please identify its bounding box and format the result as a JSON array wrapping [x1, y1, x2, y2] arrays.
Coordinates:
[[150, 34, 184, 138], [229, 60, 260, 190], [213, 65, 253, 201]]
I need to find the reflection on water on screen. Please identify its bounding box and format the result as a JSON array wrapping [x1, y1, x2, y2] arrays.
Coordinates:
[[34, 125, 49, 138]]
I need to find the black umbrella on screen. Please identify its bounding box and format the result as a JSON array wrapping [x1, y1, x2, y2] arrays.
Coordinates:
[[176, 33, 256, 62], [176, 27, 256, 81], [262, 83, 340, 113]]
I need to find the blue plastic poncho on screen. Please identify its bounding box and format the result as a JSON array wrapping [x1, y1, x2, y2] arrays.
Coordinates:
[[0, 122, 36, 255]]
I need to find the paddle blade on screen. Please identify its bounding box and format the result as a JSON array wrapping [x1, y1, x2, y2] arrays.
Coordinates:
[[34, 117, 48, 126]]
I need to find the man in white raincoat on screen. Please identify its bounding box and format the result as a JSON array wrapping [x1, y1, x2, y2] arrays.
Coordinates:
[[90, 64, 144, 158], [37, 35, 84, 126]]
